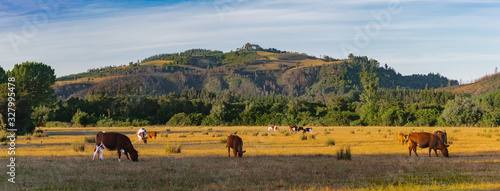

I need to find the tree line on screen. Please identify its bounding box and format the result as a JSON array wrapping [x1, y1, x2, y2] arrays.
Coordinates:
[[2, 60, 499, 135]]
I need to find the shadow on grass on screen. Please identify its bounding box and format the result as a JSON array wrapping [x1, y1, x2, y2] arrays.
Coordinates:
[[4, 152, 499, 190]]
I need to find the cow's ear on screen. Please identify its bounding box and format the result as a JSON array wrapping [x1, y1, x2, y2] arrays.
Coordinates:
[[446, 145, 450, 147], [242, 150, 246, 153]]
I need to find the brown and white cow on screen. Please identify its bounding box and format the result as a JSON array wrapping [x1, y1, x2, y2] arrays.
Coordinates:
[[268, 125, 279, 132], [398, 132, 408, 145], [289, 126, 297, 132], [137, 128, 147, 143], [289, 126, 304, 134], [433, 130, 448, 145], [408, 132, 449, 157], [93, 131, 139, 162], [146, 131, 157, 139], [226, 135, 246, 158]]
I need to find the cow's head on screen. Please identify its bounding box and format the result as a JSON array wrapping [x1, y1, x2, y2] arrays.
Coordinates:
[[438, 144, 450, 157], [238, 150, 246, 158], [130, 150, 139, 161]]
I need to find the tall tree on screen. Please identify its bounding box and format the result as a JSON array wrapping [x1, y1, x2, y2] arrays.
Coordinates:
[[7, 62, 56, 134]]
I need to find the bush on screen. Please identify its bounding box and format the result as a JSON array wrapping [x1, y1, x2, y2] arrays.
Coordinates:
[[45, 121, 70, 127], [165, 144, 182, 154], [25, 136, 32, 141], [84, 136, 95, 143], [325, 138, 335, 146], [0, 131, 9, 142], [71, 142, 85, 152], [336, 146, 352, 160], [72, 110, 91, 127]]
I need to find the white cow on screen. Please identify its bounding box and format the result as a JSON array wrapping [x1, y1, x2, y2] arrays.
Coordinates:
[[267, 125, 279, 132], [137, 128, 147, 144]]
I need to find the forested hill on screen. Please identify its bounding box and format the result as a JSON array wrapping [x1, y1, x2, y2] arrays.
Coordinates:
[[54, 44, 458, 100]]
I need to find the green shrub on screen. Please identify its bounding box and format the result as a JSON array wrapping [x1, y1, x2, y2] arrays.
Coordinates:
[[0, 131, 8, 142], [71, 142, 85, 152], [165, 144, 182, 154], [325, 138, 335, 146], [84, 136, 95, 143], [45, 121, 70, 127], [336, 146, 352, 160], [72, 110, 91, 127]]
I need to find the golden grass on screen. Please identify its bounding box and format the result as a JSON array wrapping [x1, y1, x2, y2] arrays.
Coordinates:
[[2, 126, 500, 190], [256, 51, 277, 56], [140, 60, 173, 66], [54, 76, 122, 86]]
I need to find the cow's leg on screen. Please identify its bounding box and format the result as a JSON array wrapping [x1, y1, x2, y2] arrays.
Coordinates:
[[98, 147, 104, 160], [233, 148, 237, 158], [228, 147, 231, 157], [121, 149, 130, 160], [117, 151, 122, 162], [434, 148, 439, 157], [92, 145, 100, 161]]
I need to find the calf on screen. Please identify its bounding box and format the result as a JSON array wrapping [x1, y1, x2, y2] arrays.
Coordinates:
[[433, 130, 448, 145], [146, 131, 157, 139], [268, 125, 279, 132], [137, 128, 147, 143], [226, 135, 246, 158], [398, 132, 408, 145], [408, 132, 449, 157], [93, 131, 139, 162]]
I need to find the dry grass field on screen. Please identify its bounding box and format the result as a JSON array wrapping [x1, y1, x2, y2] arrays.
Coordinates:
[[2, 126, 500, 190]]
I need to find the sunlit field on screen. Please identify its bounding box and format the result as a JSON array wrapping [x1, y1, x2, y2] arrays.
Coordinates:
[[2, 126, 500, 190]]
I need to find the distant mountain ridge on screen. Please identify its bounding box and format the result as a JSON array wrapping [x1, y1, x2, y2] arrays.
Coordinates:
[[54, 44, 459, 100]]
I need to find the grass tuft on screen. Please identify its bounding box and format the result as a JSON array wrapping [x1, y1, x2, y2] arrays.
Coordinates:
[[219, 138, 227, 144], [71, 142, 85, 152], [84, 136, 95, 143], [325, 138, 335, 146], [336, 146, 352, 160], [253, 132, 259, 136], [165, 144, 182, 154]]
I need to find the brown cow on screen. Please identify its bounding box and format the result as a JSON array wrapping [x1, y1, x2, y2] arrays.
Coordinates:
[[146, 131, 157, 139], [433, 130, 448, 144], [408, 132, 449, 157], [398, 132, 408, 145], [226, 135, 246, 158], [93, 131, 139, 162]]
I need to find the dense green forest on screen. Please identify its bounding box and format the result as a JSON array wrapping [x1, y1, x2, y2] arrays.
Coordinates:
[[54, 44, 458, 100], [2, 45, 500, 135]]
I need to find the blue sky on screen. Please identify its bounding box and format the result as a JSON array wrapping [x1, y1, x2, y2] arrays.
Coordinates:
[[1, 0, 500, 83]]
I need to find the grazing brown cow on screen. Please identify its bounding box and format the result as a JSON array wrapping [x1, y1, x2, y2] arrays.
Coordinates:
[[398, 132, 408, 145], [408, 132, 449, 157], [146, 131, 157, 139], [433, 130, 448, 144], [226, 135, 246, 158], [93, 131, 139, 162]]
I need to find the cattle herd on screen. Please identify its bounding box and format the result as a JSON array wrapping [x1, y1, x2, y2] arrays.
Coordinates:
[[91, 126, 451, 162]]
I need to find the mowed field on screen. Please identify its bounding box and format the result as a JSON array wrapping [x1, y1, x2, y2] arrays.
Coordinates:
[[2, 126, 500, 190]]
